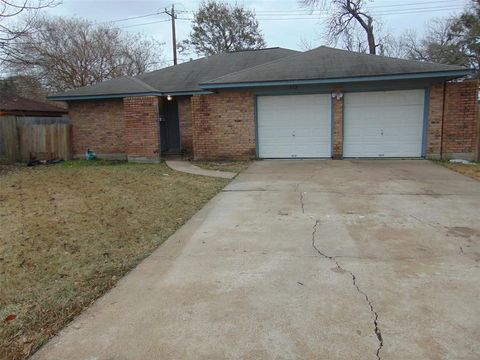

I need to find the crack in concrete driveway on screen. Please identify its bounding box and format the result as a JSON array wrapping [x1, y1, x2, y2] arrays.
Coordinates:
[[311, 220, 384, 359]]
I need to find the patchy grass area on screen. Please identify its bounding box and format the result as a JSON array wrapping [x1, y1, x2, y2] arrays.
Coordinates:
[[194, 160, 252, 173], [436, 161, 480, 181], [0, 160, 228, 360]]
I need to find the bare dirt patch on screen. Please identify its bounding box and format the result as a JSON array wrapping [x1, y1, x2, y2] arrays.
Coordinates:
[[0, 160, 228, 360], [438, 161, 480, 181], [0, 163, 24, 177], [193, 160, 252, 173]]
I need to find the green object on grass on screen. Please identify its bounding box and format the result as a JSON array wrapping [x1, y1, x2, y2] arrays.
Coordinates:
[[85, 149, 97, 160]]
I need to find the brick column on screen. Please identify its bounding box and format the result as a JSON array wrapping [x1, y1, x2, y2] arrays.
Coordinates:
[[178, 96, 193, 154], [427, 80, 478, 161], [332, 96, 344, 159], [427, 83, 445, 159], [123, 96, 161, 163], [443, 80, 478, 161]]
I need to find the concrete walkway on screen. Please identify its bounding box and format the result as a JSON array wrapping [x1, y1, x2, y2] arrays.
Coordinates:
[[166, 160, 236, 179], [31, 160, 480, 360]]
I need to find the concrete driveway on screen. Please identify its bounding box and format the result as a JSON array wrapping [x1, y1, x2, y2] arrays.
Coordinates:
[[32, 160, 480, 360]]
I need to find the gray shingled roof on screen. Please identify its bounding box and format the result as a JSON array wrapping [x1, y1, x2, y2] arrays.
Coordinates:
[[50, 75, 161, 98], [50, 46, 472, 100], [201, 46, 471, 87], [138, 47, 299, 93], [50, 48, 299, 99]]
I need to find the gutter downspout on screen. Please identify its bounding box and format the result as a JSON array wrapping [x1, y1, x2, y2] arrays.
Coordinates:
[[440, 82, 447, 160]]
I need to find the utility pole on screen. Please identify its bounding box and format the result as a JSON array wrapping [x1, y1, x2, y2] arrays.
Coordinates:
[[165, 4, 177, 65]]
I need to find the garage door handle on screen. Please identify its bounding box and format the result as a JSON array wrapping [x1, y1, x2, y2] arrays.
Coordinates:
[[292, 131, 296, 137], [380, 129, 384, 136]]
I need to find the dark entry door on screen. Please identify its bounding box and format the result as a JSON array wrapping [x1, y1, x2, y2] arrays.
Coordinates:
[[161, 98, 180, 152]]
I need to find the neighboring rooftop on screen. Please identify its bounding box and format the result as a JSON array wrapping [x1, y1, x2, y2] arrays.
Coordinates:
[[0, 91, 67, 115], [201, 46, 472, 87]]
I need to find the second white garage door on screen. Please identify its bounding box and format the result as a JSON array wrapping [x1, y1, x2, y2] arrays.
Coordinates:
[[343, 89, 425, 158], [257, 94, 331, 158]]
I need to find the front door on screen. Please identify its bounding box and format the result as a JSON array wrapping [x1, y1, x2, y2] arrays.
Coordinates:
[[161, 98, 181, 152]]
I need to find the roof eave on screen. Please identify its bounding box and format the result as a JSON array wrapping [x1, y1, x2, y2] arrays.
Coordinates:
[[48, 90, 214, 101], [47, 91, 163, 101], [199, 69, 475, 90], [163, 90, 214, 96]]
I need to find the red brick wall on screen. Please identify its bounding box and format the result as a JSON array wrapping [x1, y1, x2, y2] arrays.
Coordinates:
[[123, 96, 161, 163], [427, 83, 445, 158], [178, 96, 193, 154], [443, 80, 478, 159], [332, 97, 344, 159], [191, 91, 255, 160], [68, 99, 126, 159], [427, 80, 478, 160]]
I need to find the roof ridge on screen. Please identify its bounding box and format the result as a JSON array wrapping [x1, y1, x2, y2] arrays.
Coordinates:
[[313, 46, 467, 69], [200, 49, 306, 85], [136, 56, 208, 79], [138, 48, 298, 80], [225, 46, 284, 53], [127, 75, 159, 92]]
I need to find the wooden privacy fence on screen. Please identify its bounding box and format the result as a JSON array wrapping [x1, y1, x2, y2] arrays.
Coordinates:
[[0, 116, 71, 163]]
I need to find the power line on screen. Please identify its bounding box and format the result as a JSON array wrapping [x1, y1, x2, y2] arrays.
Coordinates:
[[253, 0, 466, 13], [114, 1, 466, 29], [101, 12, 161, 24], [365, 0, 467, 9], [120, 19, 170, 29], [256, 6, 465, 20], [254, 4, 464, 16], [99, 0, 467, 27]]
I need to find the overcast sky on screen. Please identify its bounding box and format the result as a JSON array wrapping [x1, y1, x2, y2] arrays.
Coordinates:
[[44, 0, 469, 65]]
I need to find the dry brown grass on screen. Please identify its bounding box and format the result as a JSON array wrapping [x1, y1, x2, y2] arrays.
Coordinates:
[[0, 160, 228, 360], [439, 161, 480, 181], [193, 160, 252, 173], [0, 163, 23, 176]]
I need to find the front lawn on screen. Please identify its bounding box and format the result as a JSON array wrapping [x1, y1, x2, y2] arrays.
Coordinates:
[[0, 161, 228, 360]]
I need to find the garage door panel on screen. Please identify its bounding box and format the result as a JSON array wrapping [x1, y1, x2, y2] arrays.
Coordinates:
[[345, 89, 423, 106], [260, 147, 292, 158], [257, 94, 331, 158], [344, 90, 425, 158]]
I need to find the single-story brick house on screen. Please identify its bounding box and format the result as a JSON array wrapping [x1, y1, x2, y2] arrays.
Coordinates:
[[49, 46, 478, 162]]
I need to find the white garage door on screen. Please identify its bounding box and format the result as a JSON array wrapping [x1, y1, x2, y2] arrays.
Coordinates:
[[343, 89, 425, 158], [257, 94, 331, 158]]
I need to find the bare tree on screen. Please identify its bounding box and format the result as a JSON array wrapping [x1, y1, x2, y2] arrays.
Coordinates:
[[448, 0, 479, 74], [341, 24, 369, 53], [400, 18, 471, 66], [301, 0, 380, 54], [298, 35, 316, 51], [399, 1, 479, 76], [0, 73, 48, 99], [0, 0, 58, 56], [3, 16, 164, 91]]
